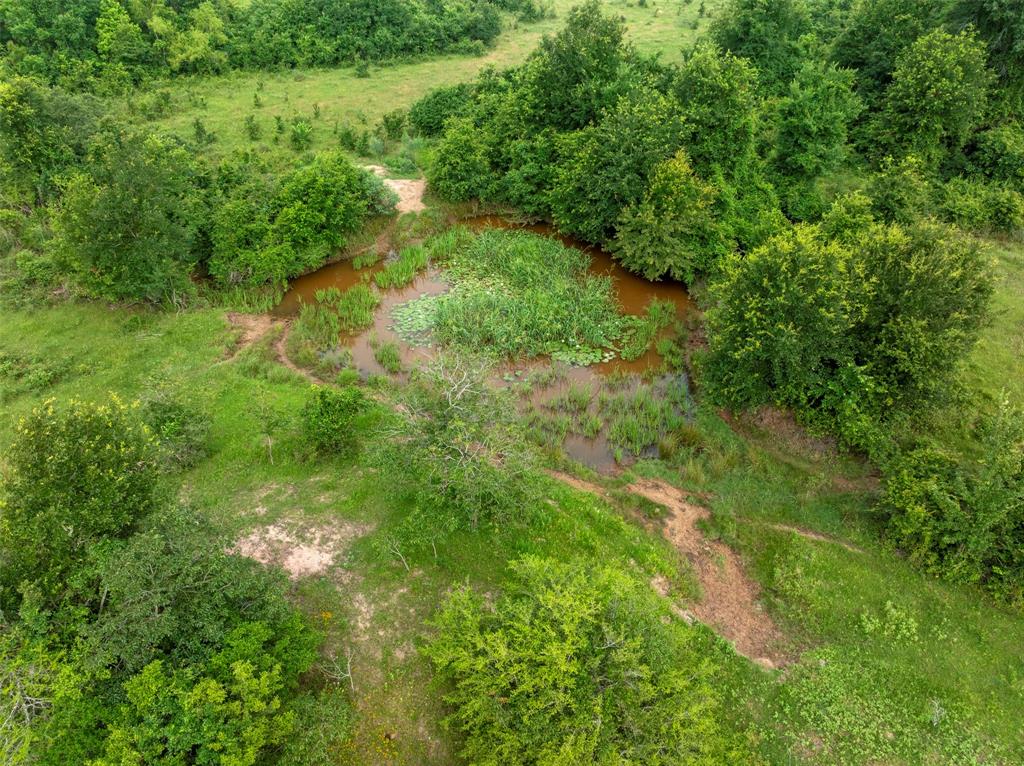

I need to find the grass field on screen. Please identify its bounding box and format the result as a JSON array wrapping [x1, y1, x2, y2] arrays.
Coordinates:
[[134, 0, 724, 170]]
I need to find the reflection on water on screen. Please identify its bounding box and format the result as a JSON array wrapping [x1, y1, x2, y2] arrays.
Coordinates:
[[272, 217, 693, 471]]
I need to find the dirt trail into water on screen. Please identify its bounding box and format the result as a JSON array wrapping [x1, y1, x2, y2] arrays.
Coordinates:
[[548, 469, 787, 667], [224, 312, 276, 359]]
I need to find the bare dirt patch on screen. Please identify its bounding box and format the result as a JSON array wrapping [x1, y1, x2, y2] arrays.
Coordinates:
[[363, 164, 427, 214], [225, 312, 277, 358], [233, 520, 372, 579], [546, 470, 609, 497]]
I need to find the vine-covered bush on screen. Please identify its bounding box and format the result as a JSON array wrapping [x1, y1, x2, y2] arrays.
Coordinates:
[[424, 556, 753, 765]]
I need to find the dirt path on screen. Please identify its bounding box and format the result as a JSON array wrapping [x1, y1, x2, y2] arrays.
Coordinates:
[[363, 165, 427, 214], [224, 312, 276, 359], [758, 521, 864, 553], [549, 470, 786, 667], [273, 321, 320, 383]]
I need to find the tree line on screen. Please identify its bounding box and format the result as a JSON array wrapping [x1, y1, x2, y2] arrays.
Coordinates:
[[0, 0, 550, 92]]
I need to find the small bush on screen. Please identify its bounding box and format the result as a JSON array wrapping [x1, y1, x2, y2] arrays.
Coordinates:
[[138, 388, 211, 469], [882, 400, 1024, 605], [301, 385, 367, 456], [409, 83, 473, 137], [424, 556, 752, 765]]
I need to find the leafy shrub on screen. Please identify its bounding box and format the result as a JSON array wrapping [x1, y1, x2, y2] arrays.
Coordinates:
[[610, 150, 732, 284], [702, 216, 994, 447], [972, 122, 1024, 185], [409, 83, 473, 137], [882, 400, 1024, 605], [301, 385, 367, 456], [138, 387, 211, 469], [551, 88, 687, 244], [209, 152, 396, 287], [378, 353, 537, 530], [49, 131, 203, 303], [868, 154, 932, 225], [424, 556, 752, 765], [289, 119, 313, 150], [426, 116, 491, 202], [0, 397, 160, 602]]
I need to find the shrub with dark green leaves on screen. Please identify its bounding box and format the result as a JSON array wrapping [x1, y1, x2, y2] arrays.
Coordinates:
[[49, 131, 204, 303], [409, 83, 473, 137], [424, 556, 753, 765], [702, 215, 995, 448], [209, 152, 396, 286], [0, 397, 161, 603], [301, 385, 367, 456], [972, 122, 1024, 186]]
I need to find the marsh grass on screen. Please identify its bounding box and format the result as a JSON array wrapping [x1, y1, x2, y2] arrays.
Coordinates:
[[599, 378, 692, 457], [620, 298, 677, 362], [373, 340, 402, 374], [374, 245, 429, 289], [422, 230, 626, 363]]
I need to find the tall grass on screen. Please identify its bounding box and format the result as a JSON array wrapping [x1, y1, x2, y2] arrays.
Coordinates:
[[315, 283, 380, 332], [620, 298, 677, 362], [374, 245, 429, 290], [425, 230, 625, 363]]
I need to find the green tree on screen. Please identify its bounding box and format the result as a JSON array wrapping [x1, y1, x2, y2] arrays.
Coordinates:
[[950, 0, 1024, 109], [830, 0, 943, 104], [0, 397, 160, 604], [426, 115, 493, 202], [0, 77, 102, 202], [711, 0, 811, 88], [671, 42, 760, 173], [702, 224, 855, 411], [520, 0, 627, 131], [880, 28, 994, 164], [424, 556, 752, 765], [167, 1, 228, 74], [95, 0, 148, 69], [551, 88, 686, 243], [611, 150, 732, 284], [50, 131, 203, 302], [774, 60, 862, 182]]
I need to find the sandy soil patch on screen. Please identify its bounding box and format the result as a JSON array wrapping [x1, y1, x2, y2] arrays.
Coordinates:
[[363, 164, 427, 214], [548, 469, 787, 667], [233, 520, 372, 579]]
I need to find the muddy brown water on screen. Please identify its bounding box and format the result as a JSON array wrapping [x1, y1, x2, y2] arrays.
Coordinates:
[[272, 217, 693, 471]]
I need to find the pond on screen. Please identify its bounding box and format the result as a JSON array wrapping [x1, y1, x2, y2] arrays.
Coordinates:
[[272, 218, 695, 472]]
